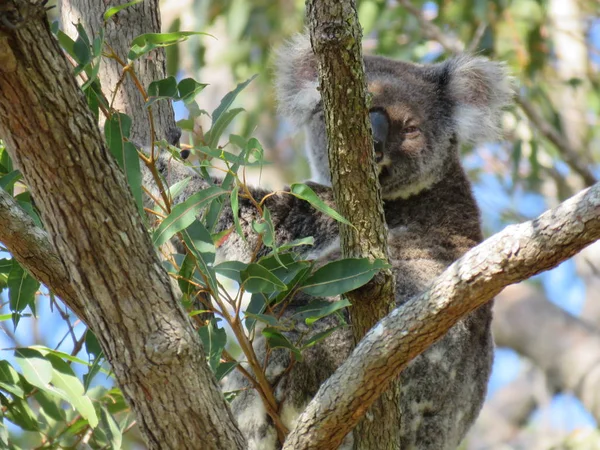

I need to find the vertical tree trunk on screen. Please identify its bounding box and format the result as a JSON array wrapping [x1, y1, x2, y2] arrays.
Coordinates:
[[306, 1, 400, 448], [0, 2, 244, 448], [59, 0, 176, 144]]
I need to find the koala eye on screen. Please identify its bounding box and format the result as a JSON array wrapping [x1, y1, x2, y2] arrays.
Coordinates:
[[404, 126, 421, 138], [369, 110, 389, 162]]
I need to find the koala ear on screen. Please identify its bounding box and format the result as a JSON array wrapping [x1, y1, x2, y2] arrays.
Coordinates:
[[441, 55, 514, 143], [274, 33, 320, 125]]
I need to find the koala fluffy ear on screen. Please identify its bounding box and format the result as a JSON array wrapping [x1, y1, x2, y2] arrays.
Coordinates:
[[274, 34, 320, 125], [441, 55, 514, 144]]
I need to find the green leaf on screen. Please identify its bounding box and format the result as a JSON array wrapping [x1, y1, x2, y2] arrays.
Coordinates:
[[293, 299, 352, 325], [14, 348, 52, 390], [157, 176, 191, 213], [74, 36, 91, 66], [211, 74, 257, 126], [83, 354, 104, 393], [0, 259, 12, 274], [99, 407, 122, 449], [0, 361, 24, 398], [274, 237, 314, 253], [215, 361, 237, 381], [198, 319, 227, 371], [244, 293, 267, 332], [0, 170, 21, 191], [241, 263, 287, 294], [104, 113, 144, 216], [289, 183, 352, 226], [243, 313, 281, 328], [152, 186, 226, 247], [177, 253, 197, 296], [129, 32, 211, 60], [34, 390, 66, 422], [262, 328, 302, 361], [56, 29, 76, 59], [205, 108, 245, 149], [180, 220, 218, 294], [302, 326, 342, 349], [252, 206, 275, 248], [230, 186, 245, 240], [214, 260, 247, 283], [147, 76, 178, 107], [8, 262, 39, 327], [5, 397, 39, 431], [104, 0, 142, 20], [301, 258, 390, 297], [46, 354, 98, 427], [177, 78, 207, 104]]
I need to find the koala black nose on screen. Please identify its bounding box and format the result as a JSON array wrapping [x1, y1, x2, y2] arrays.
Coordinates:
[[370, 109, 389, 163]]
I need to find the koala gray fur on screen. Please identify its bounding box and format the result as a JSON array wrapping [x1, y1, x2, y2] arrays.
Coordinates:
[[157, 35, 512, 449]]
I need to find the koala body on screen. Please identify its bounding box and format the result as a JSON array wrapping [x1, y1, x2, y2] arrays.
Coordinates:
[[161, 36, 511, 450]]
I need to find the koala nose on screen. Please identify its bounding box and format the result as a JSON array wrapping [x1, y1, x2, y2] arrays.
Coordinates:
[[370, 109, 389, 163]]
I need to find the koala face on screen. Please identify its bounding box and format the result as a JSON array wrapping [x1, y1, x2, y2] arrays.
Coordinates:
[[276, 36, 512, 199]]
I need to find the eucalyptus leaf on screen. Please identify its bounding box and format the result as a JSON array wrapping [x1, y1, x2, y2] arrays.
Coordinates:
[[300, 258, 390, 297]]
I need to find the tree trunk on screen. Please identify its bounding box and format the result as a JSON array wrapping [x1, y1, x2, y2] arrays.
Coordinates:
[[59, 0, 176, 145], [306, 1, 400, 448], [0, 2, 244, 448]]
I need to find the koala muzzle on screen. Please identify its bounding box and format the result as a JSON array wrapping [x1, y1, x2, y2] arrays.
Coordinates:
[[370, 109, 389, 163]]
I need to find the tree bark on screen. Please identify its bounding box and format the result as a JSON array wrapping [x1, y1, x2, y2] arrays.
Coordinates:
[[306, 1, 400, 448], [0, 189, 85, 321], [59, 0, 176, 145], [284, 181, 600, 450], [0, 2, 244, 449]]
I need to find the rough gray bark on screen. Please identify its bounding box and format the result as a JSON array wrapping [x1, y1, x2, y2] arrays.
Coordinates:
[[0, 188, 85, 321], [283, 181, 600, 450], [0, 2, 244, 449], [306, 1, 400, 448], [59, 0, 176, 145]]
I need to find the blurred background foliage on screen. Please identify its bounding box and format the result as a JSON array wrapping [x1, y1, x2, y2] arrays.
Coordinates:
[[1, 0, 599, 448]]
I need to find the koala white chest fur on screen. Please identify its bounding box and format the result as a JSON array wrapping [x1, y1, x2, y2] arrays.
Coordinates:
[[164, 34, 512, 449]]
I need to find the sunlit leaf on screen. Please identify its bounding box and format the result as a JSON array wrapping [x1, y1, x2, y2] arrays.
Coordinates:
[[289, 183, 352, 226], [104, 0, 142, 20], [129, 32, 211, 60], [152, 186, 226, 247]]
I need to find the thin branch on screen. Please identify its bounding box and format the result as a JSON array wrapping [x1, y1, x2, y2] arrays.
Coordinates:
[[283, 181, 600, 449], [0, 189, 86, 322]]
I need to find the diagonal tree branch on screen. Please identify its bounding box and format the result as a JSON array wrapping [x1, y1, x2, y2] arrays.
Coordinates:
[[0, 188, 86, 321], [284, 181, 600, 449], [398, 0, 597, 187]]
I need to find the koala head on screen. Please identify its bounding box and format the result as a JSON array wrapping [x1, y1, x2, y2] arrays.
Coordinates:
[[275, 35, 513, 200]]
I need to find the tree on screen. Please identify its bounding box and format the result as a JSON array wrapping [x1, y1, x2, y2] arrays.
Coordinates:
[[0, 0, 598, 449]]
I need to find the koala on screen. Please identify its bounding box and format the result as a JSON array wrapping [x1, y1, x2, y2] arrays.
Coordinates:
[[158, 35, 512, 450]]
